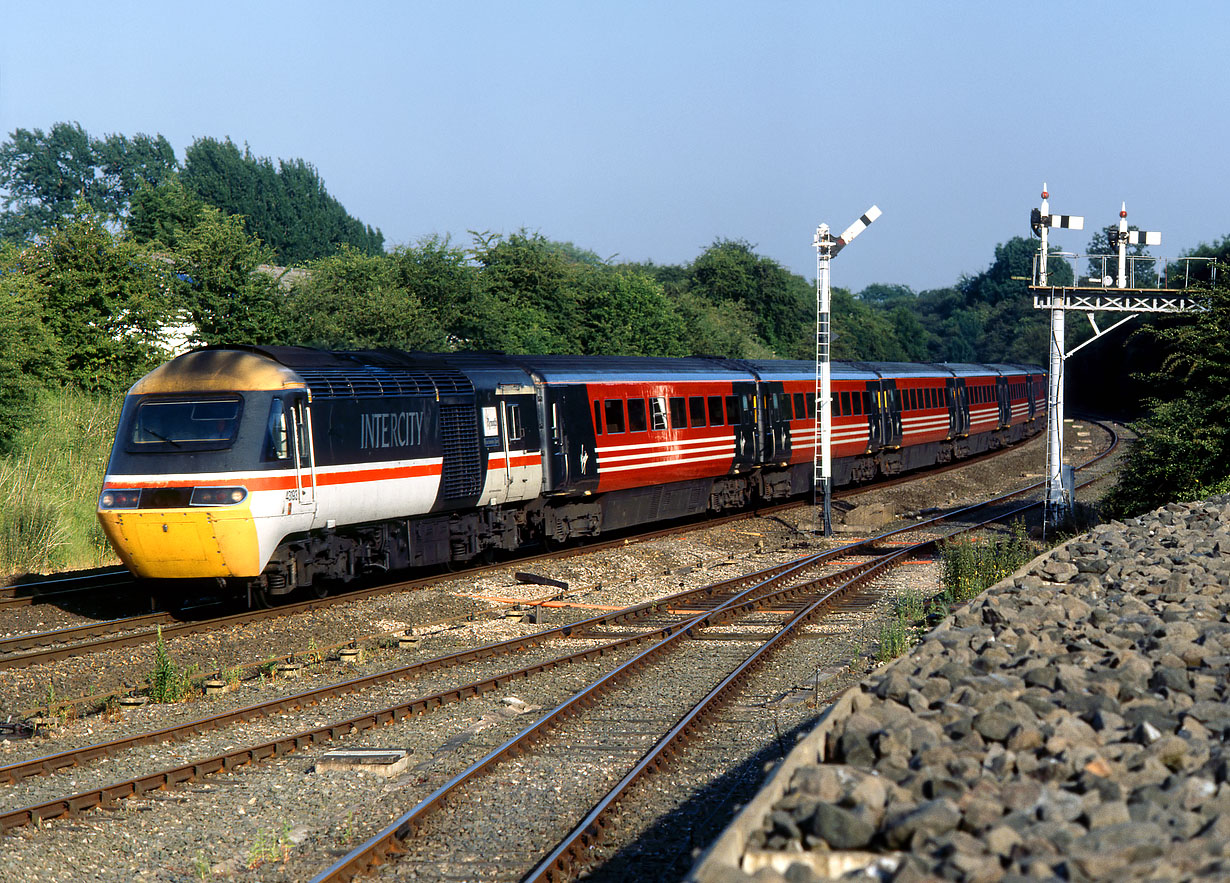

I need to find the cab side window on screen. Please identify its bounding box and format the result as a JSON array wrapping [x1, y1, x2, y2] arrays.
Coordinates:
[[265, 398, 290, 461]]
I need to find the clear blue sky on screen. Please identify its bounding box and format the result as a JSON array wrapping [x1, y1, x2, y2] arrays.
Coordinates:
[[2, 1, 1227, 293]]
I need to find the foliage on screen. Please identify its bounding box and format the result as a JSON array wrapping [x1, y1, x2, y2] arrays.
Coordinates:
[[574, 266, 688, 357], [127, 177, 207, 250], [170, 206, 289, 346], [181, 137, 383, 264], [0, 244, 60, 451], [686, 238, 812, 356], [289, 244, 453, 351], [876, 588, 928, 662], [1101, 276, 1230, 516], [1, 205, 172, 392], [0, 122, 177, 241], [466, 230, 584, 353], [671, 291, 774, 358]]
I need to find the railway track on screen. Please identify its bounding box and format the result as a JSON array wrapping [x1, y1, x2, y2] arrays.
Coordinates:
[[0, 423, 1119, 880], [0, 475, 1050, 829]]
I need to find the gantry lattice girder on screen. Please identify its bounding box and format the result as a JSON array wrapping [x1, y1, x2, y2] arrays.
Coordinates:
[[1031, 289, 1205, 314]]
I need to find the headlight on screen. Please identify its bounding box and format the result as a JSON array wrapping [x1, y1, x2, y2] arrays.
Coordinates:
[[190, 486, 249, 506], [99, 489, 141, 509]]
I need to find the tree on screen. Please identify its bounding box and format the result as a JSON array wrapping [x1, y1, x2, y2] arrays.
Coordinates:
[[288, 245, 451, 351], [1101, 270, 1230, 516], [687, 239, 811, 355], [0, 204, 172, 391], [466, 231, 584, 354], [0, 244, 61, 451], [181, 137, 383, 264], [858, 283, 916, 306], [0, 122, 177, 241], [171, 206, 289, 345], [128, 178, 207, 249], [385, 235, 479, 343], [672, 292, 774, 358], [575, 268, 687, 357]]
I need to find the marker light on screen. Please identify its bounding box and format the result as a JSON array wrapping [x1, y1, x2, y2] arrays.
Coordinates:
[[99, 489, 141, 509], [189, 487, 249, 506]]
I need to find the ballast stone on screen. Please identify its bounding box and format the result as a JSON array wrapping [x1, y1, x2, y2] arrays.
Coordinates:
[[705, 495, 1230, 882]]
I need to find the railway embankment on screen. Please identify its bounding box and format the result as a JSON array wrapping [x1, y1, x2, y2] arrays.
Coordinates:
[[691, 495, 1230, 883]]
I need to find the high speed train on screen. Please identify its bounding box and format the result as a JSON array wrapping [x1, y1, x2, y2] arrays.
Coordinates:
[[96, 346, 1044, 605]]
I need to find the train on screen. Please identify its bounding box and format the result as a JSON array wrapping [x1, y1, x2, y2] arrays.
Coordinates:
[[96, 346, 1045, 605]]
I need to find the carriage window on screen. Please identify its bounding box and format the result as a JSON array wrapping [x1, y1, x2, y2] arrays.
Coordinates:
[[726, 395, 743, 424], [807, 395, 816, 418], [604, 400, 626, 434], [689, 396, 706, 428], [793, 393, 805, 420], [669, 397, 687, 429], [627, 398, 647, 433], [863, 391, 873, 413], [650, 396, 668, 431], [708, 396, 724, 426], [840, 392, 851, 416], [779, 393, 794, 420], [593, 400, 602, 435]]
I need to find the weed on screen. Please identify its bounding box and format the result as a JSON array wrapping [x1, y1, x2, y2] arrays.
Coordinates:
[[940, 519, 1037, 605], [876, 612, 914, 662], [149, 626, 192, 702], [306, 637, 323, 666], [247, 823, 293, 868], [192, 850, 210, 880]]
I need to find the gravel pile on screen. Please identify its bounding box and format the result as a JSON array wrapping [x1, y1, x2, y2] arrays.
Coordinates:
[[694, 495, 1230, 882]]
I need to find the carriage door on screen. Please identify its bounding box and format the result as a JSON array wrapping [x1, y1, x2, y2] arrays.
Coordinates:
[[864, 383, 882, 450], [761, 384, 791, 464], [287, 395, 317, 517], [946, 379, 969, 437], [729, 382, 757, 468], [996, 376, 1011, 427], [492, 385, 540, 503], [881, 381, 903, 449], [545, 387, 593, 494]]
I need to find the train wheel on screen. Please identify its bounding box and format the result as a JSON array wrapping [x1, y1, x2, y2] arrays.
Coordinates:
[[306, 579, 330, 600], [248, 582, 275, 609]]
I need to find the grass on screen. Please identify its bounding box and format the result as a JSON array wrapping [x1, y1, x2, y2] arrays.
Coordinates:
[[0, 387, 123, 578]]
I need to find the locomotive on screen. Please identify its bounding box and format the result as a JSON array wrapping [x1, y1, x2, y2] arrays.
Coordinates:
[[96, 346, 1045, 605]]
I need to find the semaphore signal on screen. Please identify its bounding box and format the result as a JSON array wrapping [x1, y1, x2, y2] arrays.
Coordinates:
[[813, 205, 880, 536], [1028, 185, 1204, 535]]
